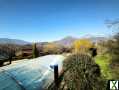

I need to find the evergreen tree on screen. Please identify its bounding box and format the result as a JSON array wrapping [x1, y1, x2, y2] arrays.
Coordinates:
[[32, 43, 38, 58]]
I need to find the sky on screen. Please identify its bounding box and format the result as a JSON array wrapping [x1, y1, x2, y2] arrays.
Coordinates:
[[0, 0, 119, 42]]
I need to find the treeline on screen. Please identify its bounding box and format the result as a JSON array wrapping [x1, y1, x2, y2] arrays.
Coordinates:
[[107, 33, 119, 79], [0, 44, 21, 65], [0, 38, 97, 60], [93, 19, 119, 79], [37, 43, 71, 56], [0, 43, 72, 60], [0, 44, 21, 58]]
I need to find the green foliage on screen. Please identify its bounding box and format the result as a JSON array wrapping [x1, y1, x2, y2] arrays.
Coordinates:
[[59, 53, 106, 90], [95, 54, 112, 79], [109, 33, 119, 63], [105, 34, 119, 79], [106, 20, 119, 79]]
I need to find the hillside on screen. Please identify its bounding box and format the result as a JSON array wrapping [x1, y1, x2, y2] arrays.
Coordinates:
[[53, 36, 78, 47], [0, 36, 106, 46], [0, 38, 30, 45], [53, 36, 106, 47], [85, 36, 107, 42]]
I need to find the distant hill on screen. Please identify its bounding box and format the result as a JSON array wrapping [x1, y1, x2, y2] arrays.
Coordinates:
[[53, 36, 78, 47], [0, 36, 106, 46], [81, 34, 107, 41], [53, 36, 107, 47], [84, 36, 107, 43], [0, 38, 30, 45]]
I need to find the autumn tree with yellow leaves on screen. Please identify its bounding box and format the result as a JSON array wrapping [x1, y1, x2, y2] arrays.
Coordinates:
[[73, 39, 93, 53]]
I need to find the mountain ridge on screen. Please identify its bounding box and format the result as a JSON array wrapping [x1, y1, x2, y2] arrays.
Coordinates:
[[0, 36, 106, 46], [53, 36, 107, 47], [0, 38, 30, 45]]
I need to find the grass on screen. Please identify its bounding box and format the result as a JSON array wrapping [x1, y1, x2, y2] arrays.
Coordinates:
[[95, 54, 113, 79]]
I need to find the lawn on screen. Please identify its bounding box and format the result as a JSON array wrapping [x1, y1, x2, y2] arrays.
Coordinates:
[[95, 54, 113, 79]]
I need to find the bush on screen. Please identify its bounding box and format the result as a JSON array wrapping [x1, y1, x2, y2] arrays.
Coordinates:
[[59, 53, 106, 90]]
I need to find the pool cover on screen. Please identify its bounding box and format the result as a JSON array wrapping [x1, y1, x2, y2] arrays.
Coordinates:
[[0, 55, 65, 90]]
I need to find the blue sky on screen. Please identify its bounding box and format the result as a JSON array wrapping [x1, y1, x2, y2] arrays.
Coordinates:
[[0, 0, 119, 42]]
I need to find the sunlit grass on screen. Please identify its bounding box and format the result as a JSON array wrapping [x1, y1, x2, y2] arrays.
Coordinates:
[[95, 54, 112, 79]]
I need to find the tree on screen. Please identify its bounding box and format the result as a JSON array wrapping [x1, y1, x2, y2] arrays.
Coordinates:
[[0, 44, 21, 65], [105, 19, 119, 79], [32, 43, 38, 58], [106, 19, 119, 62], [73, 39, 93, 53]]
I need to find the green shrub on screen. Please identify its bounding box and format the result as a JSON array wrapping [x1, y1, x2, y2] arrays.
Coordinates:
[[59, 53, 106, 90]]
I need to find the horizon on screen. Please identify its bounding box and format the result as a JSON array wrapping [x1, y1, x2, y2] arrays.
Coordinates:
[[0, 0, 119, 42], [0, 34, 109, 43]]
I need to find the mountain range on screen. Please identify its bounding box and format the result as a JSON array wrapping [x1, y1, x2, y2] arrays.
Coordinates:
[[0, 36, 106, 46], [0, 38, 30, 45], [53, 36, 78, 47], [54, 36, 106, 47]]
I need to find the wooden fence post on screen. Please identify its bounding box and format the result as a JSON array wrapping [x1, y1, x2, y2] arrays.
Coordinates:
[[54, 64, 58, 90]]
